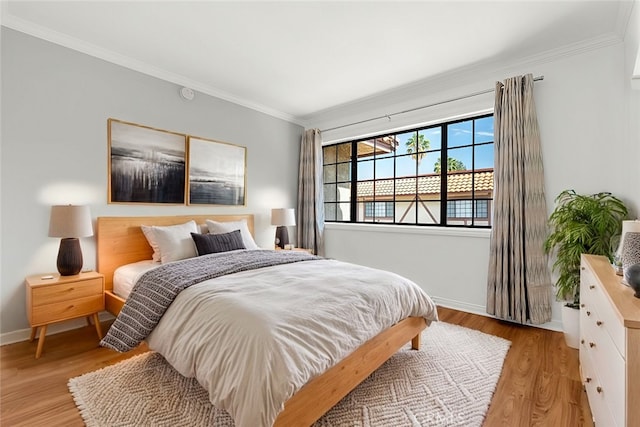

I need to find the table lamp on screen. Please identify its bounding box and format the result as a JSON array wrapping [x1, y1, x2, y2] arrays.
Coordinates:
[[48, 205, 93, 276], [271, 208, 296, 249]]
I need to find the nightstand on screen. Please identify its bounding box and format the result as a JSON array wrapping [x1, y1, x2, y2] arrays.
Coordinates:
[[25, 271, 105, 358]]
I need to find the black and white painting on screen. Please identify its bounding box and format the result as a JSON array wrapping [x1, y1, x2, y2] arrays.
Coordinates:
[[109, 119, 186, 204], [187, 136, 246, 206]]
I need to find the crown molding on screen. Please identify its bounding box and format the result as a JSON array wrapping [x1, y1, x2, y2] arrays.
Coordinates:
[[0, 8, 302, 126]]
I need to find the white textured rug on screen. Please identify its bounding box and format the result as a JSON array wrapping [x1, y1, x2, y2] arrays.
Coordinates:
[[69, 322, 510, 427]]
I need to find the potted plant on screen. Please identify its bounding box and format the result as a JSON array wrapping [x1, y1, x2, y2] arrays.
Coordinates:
[[544, 190, 628, 348]]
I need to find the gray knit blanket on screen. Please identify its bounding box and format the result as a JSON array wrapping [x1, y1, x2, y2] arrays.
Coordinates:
[[100, 250, 318, 352]]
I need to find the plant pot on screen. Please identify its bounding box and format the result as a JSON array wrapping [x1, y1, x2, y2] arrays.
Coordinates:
[[561, 304, 580, 349]]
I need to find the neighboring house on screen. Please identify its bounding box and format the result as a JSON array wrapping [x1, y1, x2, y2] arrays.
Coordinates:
[[356, 169, 493, 226]]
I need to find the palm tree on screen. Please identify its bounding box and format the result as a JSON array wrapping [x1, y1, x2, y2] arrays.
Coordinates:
[[406, 134, 430, 164], [434, 157, 466, 173]]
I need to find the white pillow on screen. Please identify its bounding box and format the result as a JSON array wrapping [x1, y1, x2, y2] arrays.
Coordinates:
[[141, 220, 198, 263], [205, 219, 258, 250]]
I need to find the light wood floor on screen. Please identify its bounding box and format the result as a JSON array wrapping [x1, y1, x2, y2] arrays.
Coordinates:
[[1, 307, 593, 426]]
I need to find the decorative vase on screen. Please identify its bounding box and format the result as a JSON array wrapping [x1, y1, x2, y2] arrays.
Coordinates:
[[621, 232, 640, 286], [625, 263, 640, 298]]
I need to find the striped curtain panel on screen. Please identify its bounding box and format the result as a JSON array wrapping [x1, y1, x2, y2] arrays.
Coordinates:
[[297, 129, 325, 256], [486, 74, 552, 325]]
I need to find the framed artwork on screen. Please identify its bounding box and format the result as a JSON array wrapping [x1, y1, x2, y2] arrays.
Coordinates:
[[187, 136, 246, 206], [108, 119, 187, 204]]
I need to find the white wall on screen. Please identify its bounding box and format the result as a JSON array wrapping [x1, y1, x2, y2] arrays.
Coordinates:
[[308, 41, 639, 330], [625, 2, 640, 217], [0, 28, 303, 337]]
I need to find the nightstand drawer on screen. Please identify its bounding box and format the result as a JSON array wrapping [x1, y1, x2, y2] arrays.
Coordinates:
[[32, 294, 104, 325], [32, 278, 103, 306]]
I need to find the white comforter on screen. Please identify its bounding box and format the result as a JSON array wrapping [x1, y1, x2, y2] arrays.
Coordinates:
[[146, 258, 438, 427]]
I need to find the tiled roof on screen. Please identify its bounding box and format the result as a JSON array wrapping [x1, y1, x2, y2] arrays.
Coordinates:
[[357, 169, 493, 197]]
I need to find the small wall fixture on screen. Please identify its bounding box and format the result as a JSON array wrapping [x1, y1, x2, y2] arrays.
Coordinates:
[[48, 205, 93, 276], [180, 87, 195, 101]]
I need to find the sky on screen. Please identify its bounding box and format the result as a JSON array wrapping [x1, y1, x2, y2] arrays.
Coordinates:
[[357, 116, 494, 180]]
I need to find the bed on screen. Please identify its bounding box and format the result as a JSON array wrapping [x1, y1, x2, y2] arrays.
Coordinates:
[[96, 214, 437, 427]]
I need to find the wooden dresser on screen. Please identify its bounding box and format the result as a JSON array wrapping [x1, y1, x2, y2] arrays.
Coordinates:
[[580, 254, 640, 426]]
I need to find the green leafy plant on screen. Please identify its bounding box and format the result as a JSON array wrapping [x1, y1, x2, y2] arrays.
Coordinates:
[[544, 190, 628, 307]]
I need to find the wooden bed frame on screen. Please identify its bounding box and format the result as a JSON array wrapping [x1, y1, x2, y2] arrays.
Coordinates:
[[96, 214, 428, 427]]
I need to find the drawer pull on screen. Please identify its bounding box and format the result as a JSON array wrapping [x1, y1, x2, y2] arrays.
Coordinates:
[[585, 377, 592, 383], [581, 339, 585, 344], [67, 287, 75, 292], [589, 285, 595, 290], [67, 305, 75, 310], [586, 311, 591, 316], [596, 320, 603, 326], [589, 342, 596, 348], [580, 304, 585, 308], [596, 386, 603, 394]]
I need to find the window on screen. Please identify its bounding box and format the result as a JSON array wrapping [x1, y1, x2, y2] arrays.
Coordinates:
[[364, 201, 394, 220], [323, 113, 493, 228]]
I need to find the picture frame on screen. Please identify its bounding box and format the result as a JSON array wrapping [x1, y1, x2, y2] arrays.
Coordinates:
[[108, 119, 187, 204], [187, 136, 247, 206]]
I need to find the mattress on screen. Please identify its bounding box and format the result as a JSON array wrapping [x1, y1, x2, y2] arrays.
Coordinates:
[[112, 260, 158, 299]]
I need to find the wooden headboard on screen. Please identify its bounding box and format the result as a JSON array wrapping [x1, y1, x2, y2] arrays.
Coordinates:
[[96, 214, 254, 291]]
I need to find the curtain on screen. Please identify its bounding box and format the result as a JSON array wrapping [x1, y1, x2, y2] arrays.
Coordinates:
[[297, 129, 325, 256], [486, 74, 551, 324]]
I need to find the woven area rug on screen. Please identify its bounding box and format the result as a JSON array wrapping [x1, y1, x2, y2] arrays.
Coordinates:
[[68, 322, 510, 427]]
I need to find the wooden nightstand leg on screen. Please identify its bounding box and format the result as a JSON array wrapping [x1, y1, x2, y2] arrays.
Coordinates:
[[35, 325, 47, 359], [93, 313, 103, 339], [29, 327, 37, 342], [85, 316, 92, 326]]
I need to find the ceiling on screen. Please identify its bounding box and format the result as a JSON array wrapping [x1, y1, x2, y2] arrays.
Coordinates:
[[1, 1, 634, 123]]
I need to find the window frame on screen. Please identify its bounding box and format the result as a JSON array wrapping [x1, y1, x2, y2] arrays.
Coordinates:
[[322, 112, 494, 229]]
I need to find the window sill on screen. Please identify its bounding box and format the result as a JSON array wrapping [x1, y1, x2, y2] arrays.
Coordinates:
[[324, 222, 492, 239]]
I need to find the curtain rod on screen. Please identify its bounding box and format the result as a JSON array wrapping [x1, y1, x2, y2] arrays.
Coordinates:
[[320, 75, 544, 133]]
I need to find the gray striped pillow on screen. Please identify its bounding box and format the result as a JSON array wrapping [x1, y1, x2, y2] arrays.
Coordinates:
[[191, 230, 246, 256]]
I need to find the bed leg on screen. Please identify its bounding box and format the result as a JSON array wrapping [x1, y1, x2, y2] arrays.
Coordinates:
[[411, 333, 421, 350]]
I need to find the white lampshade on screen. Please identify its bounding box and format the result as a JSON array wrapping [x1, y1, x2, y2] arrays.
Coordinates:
[[271, 208, 296, 226], [48, 205, 94, 238]]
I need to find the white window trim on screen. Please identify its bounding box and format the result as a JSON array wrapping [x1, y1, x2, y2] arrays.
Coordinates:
[[325, 222, 491, 239]]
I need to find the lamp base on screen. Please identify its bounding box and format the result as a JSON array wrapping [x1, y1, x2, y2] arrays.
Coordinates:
[[57, 238, 83, 276], [275, 226, 289, 249]]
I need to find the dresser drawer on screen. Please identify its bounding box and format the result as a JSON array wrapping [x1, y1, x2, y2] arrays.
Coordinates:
[[32, 278, 103, 306], [582, 316, 626, 426], [581, 266, 626, 356], [32, 294, 104, 325]]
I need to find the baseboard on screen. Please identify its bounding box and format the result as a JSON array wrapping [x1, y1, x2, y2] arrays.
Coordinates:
[[432, 296, 563, 332], [0, 311, 115, 346]]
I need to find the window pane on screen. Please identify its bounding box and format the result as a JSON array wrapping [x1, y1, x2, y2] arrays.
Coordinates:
[[417, 152, 440, 175], [474, 143, 494, 170], [375, 157, 394, 179], [419, 127, 441, 151], [395, 131, 417, 156], [337, 163, 351, 182], [324, 203, 336, 221], [357, 159, 374, 180], [474, 116, 494, 143], [323, 164, 336, 183], [336, 182, 351, 202], [357, 181, 373, 200], [398, 203, 417, 224], [337, 202, 351, 221], [396, 154, 417, 177], [323, 183, 336, 202], [356, 202, 372, 222], [418, 199, 441, 224], [446, 146, 471, 172], [375, 136, 398, 158], [356, 140, 377, 160], [323, 145, 336, 165], [337, 143, 351, 162], [448, 120, 472, 148]]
